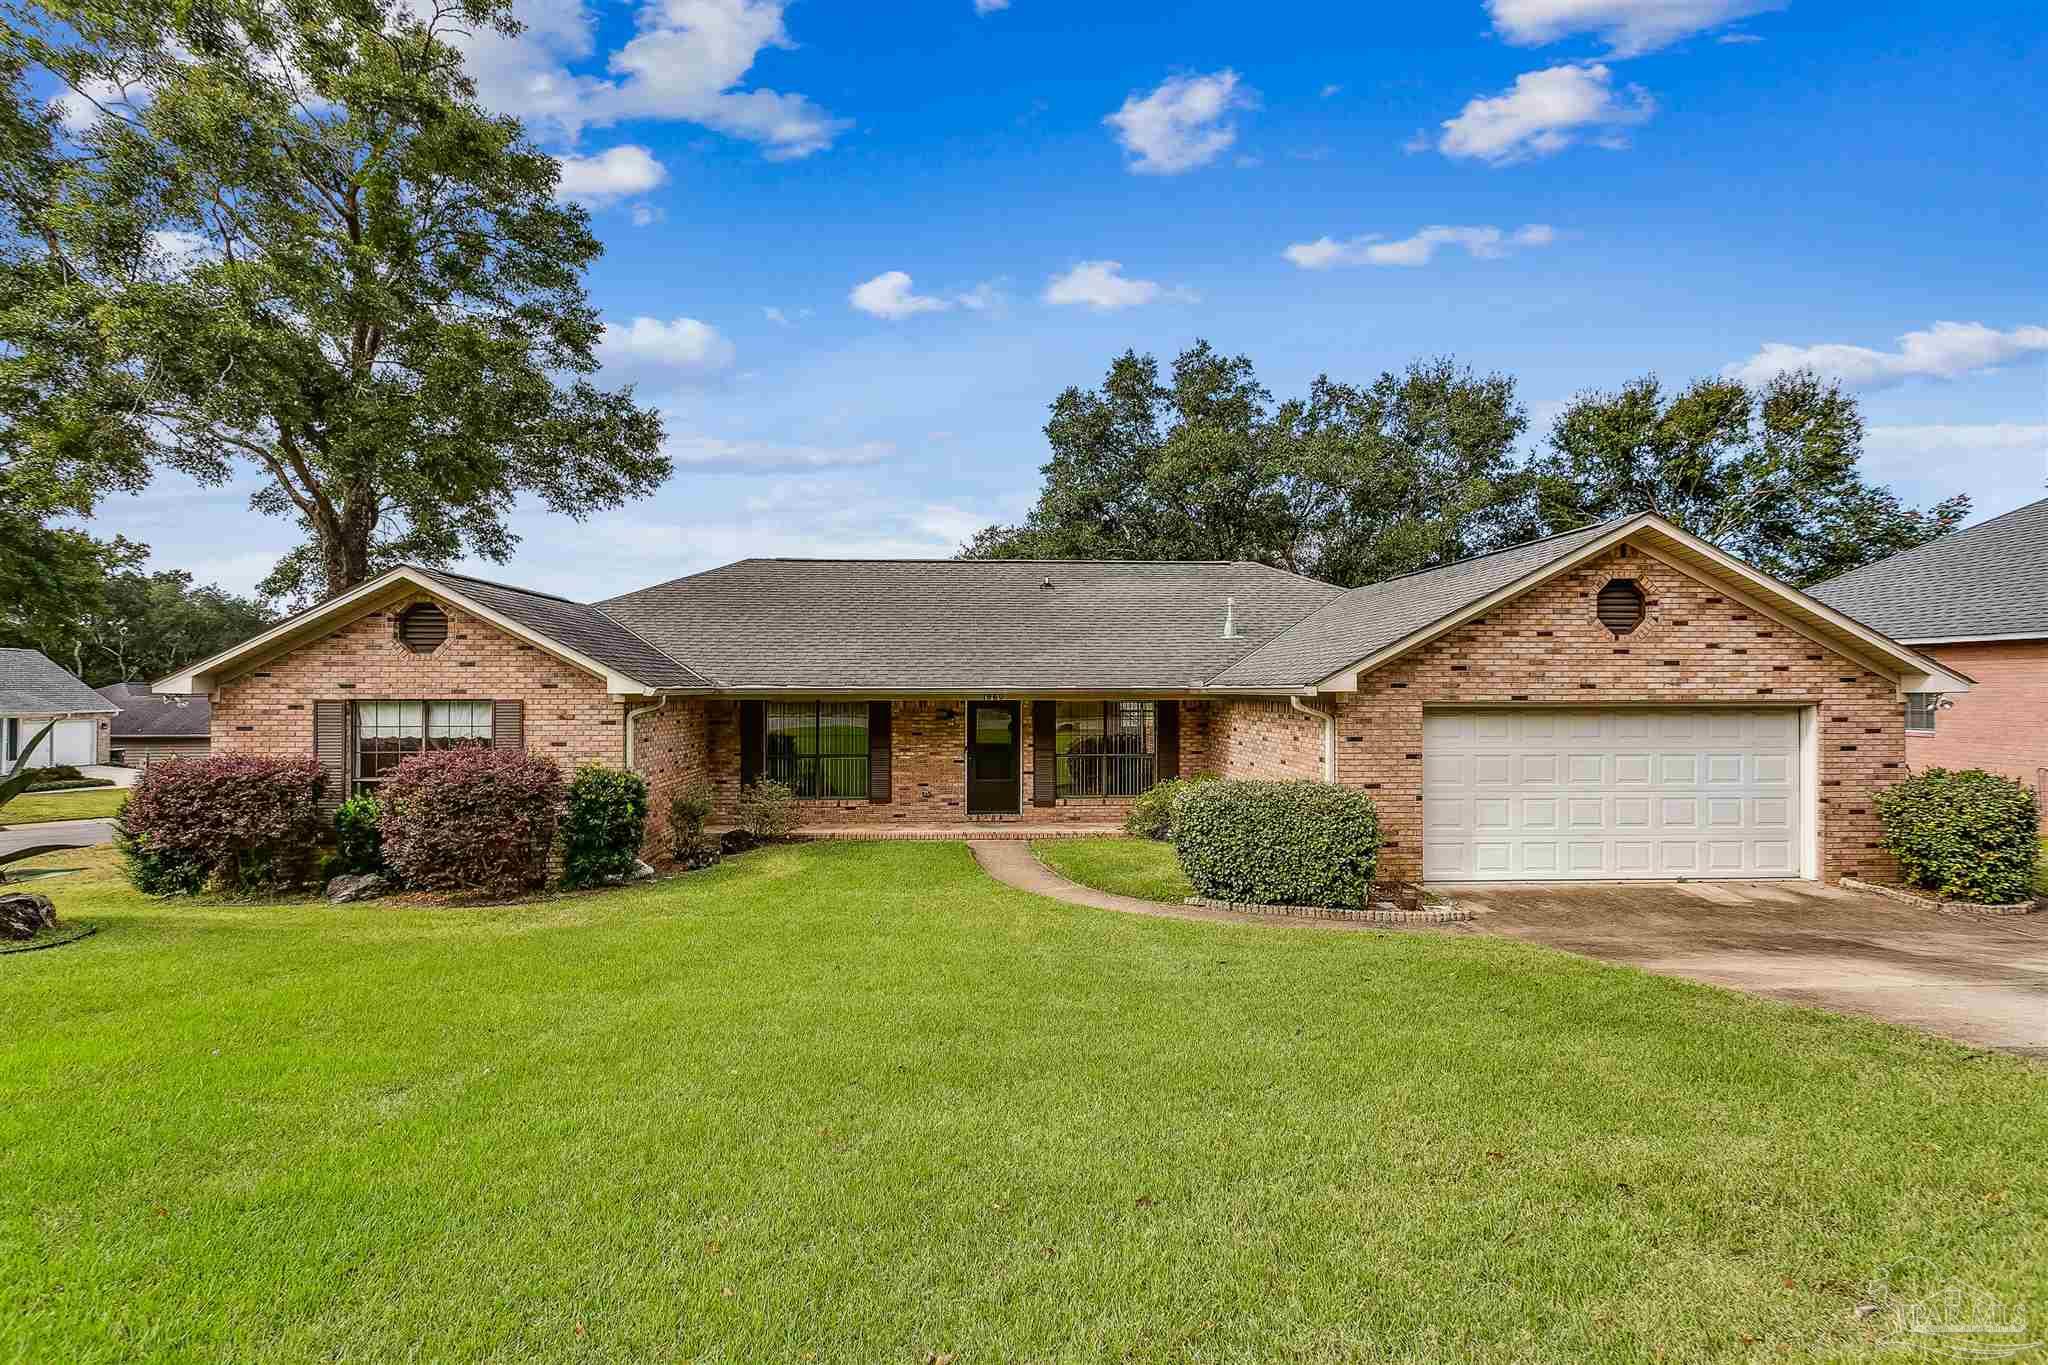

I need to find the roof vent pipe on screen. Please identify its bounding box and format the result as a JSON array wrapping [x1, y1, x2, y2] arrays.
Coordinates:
[[1041, 576, 1054, 590], [1221, 597, 1242, 639]]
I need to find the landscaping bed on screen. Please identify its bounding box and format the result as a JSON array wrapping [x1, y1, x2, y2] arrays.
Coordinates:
[[5, 841, 2042, 1363]]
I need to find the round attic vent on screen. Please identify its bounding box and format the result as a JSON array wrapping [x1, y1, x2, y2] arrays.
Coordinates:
[[1596, 579, 1646, 635]]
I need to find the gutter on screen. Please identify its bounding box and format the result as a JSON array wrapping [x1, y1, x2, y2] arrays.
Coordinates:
[[623, 696, 668, 770], [1289, 694, 1335, 783]]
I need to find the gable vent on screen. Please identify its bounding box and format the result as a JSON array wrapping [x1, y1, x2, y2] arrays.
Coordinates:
[[397, 602, 449, 653], [1596, 579, 1646, 635]]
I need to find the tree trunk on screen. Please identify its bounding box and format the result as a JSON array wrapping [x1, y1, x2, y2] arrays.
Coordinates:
[[316, 493, 378, 598]]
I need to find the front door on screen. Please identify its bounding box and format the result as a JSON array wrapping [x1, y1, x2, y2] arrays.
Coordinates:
[[966, 701, 1021, 814]]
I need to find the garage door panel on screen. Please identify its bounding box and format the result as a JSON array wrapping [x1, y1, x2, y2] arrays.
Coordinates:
[[1422, 707, 1804, 882]]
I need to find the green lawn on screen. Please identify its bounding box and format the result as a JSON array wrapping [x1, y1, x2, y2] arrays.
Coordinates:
[[4, 844, 2043, 1363], [1032, 834, 1194, 903], [0, 786, 127, 824]]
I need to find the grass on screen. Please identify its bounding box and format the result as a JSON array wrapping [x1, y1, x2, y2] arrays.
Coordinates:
[[1032, 834, 1195, 903], [4, 843, 2044, 1363], [0, 787, 127, 823]]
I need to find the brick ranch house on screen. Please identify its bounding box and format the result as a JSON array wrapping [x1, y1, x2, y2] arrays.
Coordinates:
[[157, 512, 1969, 885], [1810, 494, 2048, 827]]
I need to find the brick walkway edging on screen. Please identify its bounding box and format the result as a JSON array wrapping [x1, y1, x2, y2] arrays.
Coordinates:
[[1181, 895, 1473, 925], [1839, 877, 2041, 918]]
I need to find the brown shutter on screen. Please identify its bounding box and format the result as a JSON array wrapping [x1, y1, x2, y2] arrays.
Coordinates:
[[1032, 700, 1057, 807], [739, 701, 763, 787], [492, 700, 524, 751], [1156, 700, 1179, 782], [868, 701, 892, 803], [314, 700, 349, 813]]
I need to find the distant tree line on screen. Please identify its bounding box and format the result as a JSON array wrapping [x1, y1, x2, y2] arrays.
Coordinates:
[[961, 342, 1969, 588]]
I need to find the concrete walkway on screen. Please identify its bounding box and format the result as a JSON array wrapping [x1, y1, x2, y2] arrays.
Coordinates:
[[80, 765, 141, 788], [0, 817, 116, 857], [969, 841, 1405, 933]]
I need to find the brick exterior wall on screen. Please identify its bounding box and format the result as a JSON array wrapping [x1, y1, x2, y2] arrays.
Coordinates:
[[1324, 544, 1904, 883], [699, 697, 1215, 828], [1909, 639, 2048, 827], [1208, 698, 1326, 781], [632, 698, 710, 856], [211, 593, 629, 780]]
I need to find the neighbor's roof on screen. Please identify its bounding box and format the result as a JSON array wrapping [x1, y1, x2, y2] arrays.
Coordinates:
[[598, 559, 1345, 691], [1807, 496, 2048, 642], [1208, 520, 1623, 687], [97, 682, 211, 737], [409, 568, 710, 689], [0, 649, 119, 716]]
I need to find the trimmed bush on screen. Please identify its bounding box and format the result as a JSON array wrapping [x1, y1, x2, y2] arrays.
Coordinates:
[[668, 784, 720, 870], [117, 754, 327, 895], [333, 794, 387, 876], [1173, 780, 1381, 909], [561, 764, 650, 888], [1876, 767, 2040, 904], [736, 780, 798, 841], [378, 748, 564, 897], [1124, 775, 1217, 841]]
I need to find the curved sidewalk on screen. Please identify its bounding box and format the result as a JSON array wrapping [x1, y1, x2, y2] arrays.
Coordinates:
[[968, 841, 1417, 933]]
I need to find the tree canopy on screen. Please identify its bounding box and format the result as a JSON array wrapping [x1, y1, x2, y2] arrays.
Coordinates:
[[966, 343, 1967, 589], [8, 566, 275, 686], [1, 0, 669, 601], [964, 343, 1534, 587]]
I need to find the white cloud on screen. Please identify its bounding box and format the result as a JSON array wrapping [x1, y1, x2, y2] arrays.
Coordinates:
[[442, 0, 848, 160], [554, 145, 668, 204], [597, 316, 736, 378], [1717, 31, 1764, 43], [974, 0, 1010, 13], [630, 203, 661, 227], [1043, 260, 1191, 311], [1724, 322, 2048, 390], [1320, 83, 1343, 98], [1284, 223, 1557, 269], [1485, 0, 1781, 56], [1104, 70, 1257, 175], [662, 434, 895, 468], [954, 280, 1008, 314], [147, 229, 216, 269], [56, 75, 145, 130], [1437, 63, 1655, 163], [850, 271, 951, 320]]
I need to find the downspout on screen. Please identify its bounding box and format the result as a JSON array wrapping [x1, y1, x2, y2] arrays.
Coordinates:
[[623, 696, 669, 771], [1289, 694, 1335, 784]]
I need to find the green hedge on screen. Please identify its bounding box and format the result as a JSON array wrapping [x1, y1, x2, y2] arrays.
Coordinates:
[[1173, 780, 1381, 908], [561, 764, 650, 889], [1876, 768, 2040, 904], [1123, 775, 1216, 841]]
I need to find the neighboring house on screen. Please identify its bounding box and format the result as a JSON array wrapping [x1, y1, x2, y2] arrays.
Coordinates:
[[96, 682, 212, 767], [0, 648, 116, 769], [1809, 495, 2048, 822], [158, 512, 1968, 885]]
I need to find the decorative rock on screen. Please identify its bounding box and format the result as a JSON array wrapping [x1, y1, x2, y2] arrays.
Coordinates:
[[0, 892, 58, 940], [325, 872, 391, 904], [628, 860, 657, 883]]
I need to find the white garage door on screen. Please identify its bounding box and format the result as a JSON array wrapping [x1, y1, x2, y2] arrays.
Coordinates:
[[1422, 708, 1802, 881], [52, 720, 96, 766]]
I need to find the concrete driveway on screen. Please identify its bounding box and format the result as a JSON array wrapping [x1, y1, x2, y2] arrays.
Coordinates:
[[1442, 880, 2048, 1056], [0, 817, 115, 857]]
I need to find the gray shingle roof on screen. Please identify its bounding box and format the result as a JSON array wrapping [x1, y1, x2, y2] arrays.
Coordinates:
[[598, 559, 1344, 691], [412, 567, 710, 689], [97, 682, 211, 736], [0, 649, 118, 715], [1207, 519, 1624, 687], [1807, 496, 2048, 641]]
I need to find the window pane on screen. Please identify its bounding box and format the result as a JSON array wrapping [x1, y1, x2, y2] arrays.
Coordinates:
[[1056, 701, 1156, 798], [1905, 693, 1937, 733], [428, 700, 493, 743], [763, 701, 867, 799]]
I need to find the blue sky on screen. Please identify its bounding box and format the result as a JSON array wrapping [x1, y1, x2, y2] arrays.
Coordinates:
[[93, 0, 2047, 600]]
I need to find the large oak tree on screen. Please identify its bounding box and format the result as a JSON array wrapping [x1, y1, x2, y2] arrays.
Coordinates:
[[2, 0, 668, 601]]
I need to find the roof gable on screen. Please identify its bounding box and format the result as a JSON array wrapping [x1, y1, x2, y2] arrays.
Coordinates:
[[0, 649, 118, 715], [1807, 496, 2048, 641]]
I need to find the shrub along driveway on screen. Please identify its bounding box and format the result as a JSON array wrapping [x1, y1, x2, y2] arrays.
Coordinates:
[[1447, 880, 2048, 1055], [4, 843, 2044, 1362]]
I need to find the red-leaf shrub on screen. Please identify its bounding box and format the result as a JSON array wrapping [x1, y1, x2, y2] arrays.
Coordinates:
[[118, 754, 327, 894], [378, 747, 564, 896]]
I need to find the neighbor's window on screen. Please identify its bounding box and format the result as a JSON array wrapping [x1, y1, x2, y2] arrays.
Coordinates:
[[355, 700, 492, 793], [1905, 693, 1938, 734], [764, 701, 869, 800], [1056, 701, 1156, 797]]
